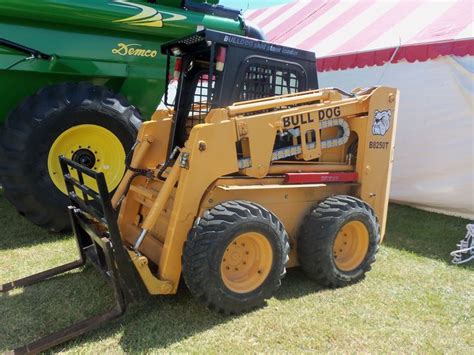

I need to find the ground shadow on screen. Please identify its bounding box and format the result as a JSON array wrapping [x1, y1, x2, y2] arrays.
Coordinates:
[[1, 265, 325, 352], [63, 268, 324, 352], [0, 266, 112, 351], [275, 268, 324, 300], [1, 266, 233, 352], [384, 203, 472, 268]]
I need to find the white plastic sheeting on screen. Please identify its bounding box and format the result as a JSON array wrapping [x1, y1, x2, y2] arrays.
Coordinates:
[[319, 56, 474, 218]]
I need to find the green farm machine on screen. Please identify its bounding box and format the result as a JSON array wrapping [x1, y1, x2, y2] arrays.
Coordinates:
[[0, 0, 263, 231]]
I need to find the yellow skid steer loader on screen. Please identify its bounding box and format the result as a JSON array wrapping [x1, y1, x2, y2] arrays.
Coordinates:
[[2, 30, 399, 353]]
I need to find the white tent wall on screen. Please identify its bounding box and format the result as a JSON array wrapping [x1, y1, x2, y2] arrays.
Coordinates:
[[318, 56, 474, 219]]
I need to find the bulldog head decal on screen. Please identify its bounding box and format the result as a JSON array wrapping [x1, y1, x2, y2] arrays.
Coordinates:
[[372, 110, 391, 136]]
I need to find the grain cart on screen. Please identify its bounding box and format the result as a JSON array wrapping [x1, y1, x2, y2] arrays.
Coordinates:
[[2, 30, 398, 353], [0, 0, 263, 232]]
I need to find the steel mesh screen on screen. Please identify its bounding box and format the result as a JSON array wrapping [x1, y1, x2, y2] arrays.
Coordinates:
[[239, 64, 301, 101]]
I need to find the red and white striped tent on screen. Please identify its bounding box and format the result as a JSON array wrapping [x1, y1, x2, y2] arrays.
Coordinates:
[[247, 0, 474, 218], [246, 0, 473, 72]]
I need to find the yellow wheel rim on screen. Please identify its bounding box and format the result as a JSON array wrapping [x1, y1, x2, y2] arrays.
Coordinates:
[[47, 124, 126, 195], [333, 220, 369, 272], [221, 232, 273, 294]]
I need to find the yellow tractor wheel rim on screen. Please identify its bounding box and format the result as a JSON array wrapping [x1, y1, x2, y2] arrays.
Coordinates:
[[47, 124, 126, 195], [221, 232, 273, 294], [333, 220, 369, 271]]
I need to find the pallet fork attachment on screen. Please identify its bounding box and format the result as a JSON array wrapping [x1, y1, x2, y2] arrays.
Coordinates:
[[1, 156, 148, 354]]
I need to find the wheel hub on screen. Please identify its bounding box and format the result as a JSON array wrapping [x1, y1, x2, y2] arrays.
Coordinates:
[[47, 124, 126, 195], [221, 232, 273, 294], [333, 220, 369, 271], [72, 148, 96, 168]]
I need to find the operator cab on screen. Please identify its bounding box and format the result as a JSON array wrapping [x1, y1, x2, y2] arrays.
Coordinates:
[[161, 29, 319, 149]]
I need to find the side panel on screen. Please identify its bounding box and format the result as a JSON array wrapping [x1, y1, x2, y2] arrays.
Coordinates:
[[354, 87, 399, 239], [200, 181, 354, 267]]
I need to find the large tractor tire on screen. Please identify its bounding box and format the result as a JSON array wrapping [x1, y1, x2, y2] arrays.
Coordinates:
[[182, 200, 290, 314], [0, 82, 142, 232], [298, 195, 380, 288]]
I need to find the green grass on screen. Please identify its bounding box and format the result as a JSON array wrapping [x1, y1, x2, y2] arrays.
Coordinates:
[[1, 190, 473, 353]]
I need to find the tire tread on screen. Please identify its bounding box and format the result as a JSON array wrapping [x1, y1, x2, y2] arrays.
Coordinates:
[[298, 195, 380, 288]]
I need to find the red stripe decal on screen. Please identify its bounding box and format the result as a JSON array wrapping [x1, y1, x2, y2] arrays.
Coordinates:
[[284, 172, 359, 184]]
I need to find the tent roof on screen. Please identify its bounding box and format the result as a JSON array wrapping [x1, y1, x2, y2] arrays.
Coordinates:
[[246, 0, 474, 71]]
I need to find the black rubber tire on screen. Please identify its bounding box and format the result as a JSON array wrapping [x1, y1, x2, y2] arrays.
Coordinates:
[[182, 200, 290, 315], [297, 195, 380, 288], [0, 82, 142, 232]]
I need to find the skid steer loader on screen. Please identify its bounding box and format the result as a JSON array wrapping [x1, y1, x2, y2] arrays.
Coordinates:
[[2, 30, 399, 353]]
